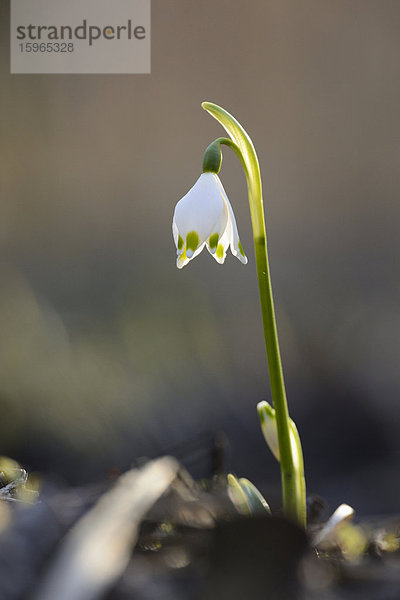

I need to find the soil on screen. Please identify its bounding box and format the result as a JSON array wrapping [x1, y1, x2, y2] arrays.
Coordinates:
[[1, 459, 400, 600]]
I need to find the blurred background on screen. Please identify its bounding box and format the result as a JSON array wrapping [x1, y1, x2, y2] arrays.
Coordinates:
[[1, 0, 400, 514]]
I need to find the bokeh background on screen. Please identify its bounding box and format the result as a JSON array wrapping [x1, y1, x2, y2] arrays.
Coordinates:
[[1, 0, 400, 514]]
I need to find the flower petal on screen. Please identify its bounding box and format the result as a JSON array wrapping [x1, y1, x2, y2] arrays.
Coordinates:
[[206, 229, 229, 264], [172, 171, 248, 268], [176, 242, 206, 269], [173, 173, 228, 246], [214, 176, 248, 264]]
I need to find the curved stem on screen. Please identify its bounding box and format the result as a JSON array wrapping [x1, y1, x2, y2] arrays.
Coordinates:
[[203, 137, 247, 175], [202, 102, 306, 526]]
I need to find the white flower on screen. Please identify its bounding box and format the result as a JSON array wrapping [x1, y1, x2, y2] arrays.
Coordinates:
[[172, 172, 248, 269]]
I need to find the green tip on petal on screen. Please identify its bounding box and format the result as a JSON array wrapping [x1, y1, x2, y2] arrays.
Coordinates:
[[216, 243, 224, 259], [178, 235, 184, 250], [238, 240, 245, 257], [209, 233, 219, 250], [186, 231, 199, 258], [257, 401, 275, 423], [177, 248, 188, 269]]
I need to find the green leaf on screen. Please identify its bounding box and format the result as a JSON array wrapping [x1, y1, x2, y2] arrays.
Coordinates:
[[238, 478, 271, 515], [201, 102, 264, 237], [227, 474, 271, 516], [227, 473, 251, 515]]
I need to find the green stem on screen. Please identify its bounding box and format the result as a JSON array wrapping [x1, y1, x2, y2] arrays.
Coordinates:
[[202, 102, 306, 526]]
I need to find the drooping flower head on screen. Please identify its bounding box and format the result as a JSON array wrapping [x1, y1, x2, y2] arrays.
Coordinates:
[[172, 172, 247, 269]]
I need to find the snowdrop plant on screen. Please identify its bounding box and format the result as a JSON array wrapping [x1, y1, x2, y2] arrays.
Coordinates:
[[172, 102, 306, 527]]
